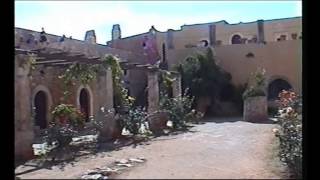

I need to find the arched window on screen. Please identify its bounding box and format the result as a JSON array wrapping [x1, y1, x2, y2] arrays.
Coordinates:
[[201, 40, 209, 47], [268, 79, 292, 100], [231, 34, 242, 44]]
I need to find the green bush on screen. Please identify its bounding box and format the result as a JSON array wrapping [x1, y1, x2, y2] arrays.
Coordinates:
[[242, 86, 266, 99], [175, 48, 233, 105], [243, 68, 266, 100]]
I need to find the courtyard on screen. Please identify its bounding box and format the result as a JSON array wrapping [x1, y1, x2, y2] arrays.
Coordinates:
[[15, 1, 302, 179], [15, 117, 288, 179]]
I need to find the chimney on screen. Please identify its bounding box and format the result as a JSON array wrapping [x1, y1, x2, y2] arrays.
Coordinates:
[[112, 24, 121, 40], [85, 30, 96, 44]]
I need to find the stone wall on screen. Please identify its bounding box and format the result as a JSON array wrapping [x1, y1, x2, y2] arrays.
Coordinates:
[[30, 64, 114, 124], [15, 53, 114, 160], [15, 54, 35, 161], [166, 40, 302, 95]]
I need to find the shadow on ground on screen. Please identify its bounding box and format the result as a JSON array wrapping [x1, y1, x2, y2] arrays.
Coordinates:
[[15, 135, 150, 176]]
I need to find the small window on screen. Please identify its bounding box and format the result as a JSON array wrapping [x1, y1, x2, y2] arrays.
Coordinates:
[[201, 40, 209, 47], [291, 33, 298, 40], [280, 35, 287, 41]]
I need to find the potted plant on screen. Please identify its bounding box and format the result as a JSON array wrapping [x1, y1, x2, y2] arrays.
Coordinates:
[[242, 68, 268, 122], [51, 104, 73, 125], [46, 104, 85, 160]]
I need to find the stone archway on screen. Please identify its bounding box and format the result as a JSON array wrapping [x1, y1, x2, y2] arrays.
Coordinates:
[[80, 88, 90, 122], [34, 91, 47, 129], [268, 79, 292, 100], [76, 85, 93, 122], [32, 85, 52, 130], [231, 34, 242, 44]]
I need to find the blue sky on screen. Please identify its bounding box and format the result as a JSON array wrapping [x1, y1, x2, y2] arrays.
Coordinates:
[[15, 1, 301, 44]]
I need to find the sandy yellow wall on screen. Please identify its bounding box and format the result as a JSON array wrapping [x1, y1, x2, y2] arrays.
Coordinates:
[[167, 40, 302, 94], [216, 22, 258, 45], [264, 18, 302, 42]]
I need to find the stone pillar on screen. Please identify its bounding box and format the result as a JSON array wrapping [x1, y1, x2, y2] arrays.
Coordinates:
[[106, 67, 114, 111], [97, 67, 121, 142], [84, 30, 96, 44], [209, 24, 216, 46], [95, 67, 114, 115], [167, 29, 174, 49], [112, 24, 121, 40], [147, 70, 159, 114], [172, 73, 182, 97], [15, 54, 35, 161], [257, 20, 265, 43], [243, 96, 268, 122]]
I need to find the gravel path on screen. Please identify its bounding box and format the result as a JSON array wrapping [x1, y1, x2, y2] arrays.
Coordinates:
[[15, 117, 288, 179]]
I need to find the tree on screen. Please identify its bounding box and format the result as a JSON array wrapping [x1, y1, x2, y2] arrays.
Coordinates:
[[176, 48, 233, 112]]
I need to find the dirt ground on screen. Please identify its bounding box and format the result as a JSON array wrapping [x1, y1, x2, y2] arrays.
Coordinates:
[[15, 117, 288, 179]]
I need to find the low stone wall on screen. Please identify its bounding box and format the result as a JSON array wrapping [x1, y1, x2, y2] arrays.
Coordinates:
[[97, 110, 123, 143], [243, 96, 268, 122]]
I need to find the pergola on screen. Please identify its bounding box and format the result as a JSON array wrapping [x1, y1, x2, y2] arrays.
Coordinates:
[[15, 47, 108, 66], [15, 46, 182, 114]]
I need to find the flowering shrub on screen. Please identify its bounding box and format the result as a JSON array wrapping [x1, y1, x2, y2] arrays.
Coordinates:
[[274, 90, 302, 178], [51, 104, 85, 128], [120, 106, 148, 135], [160, 89, 203, 129]]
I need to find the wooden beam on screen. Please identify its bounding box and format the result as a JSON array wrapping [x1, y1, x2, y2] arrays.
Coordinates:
[[34, 60, 67, 65]]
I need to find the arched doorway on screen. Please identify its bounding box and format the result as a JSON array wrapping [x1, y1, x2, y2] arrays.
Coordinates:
[[79, 88, 90, 122], [268, 79, 292, 100], [34, 91, 47, 129], [231, 34, 242, 44]]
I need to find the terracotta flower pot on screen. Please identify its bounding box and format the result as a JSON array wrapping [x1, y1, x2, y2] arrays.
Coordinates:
[[58, 116, 68, 125]]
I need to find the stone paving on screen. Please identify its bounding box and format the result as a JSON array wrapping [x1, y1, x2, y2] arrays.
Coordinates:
[[15, 117, 288, 179]]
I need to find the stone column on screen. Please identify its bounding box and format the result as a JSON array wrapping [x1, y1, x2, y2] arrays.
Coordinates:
[[97, 67, 120, 142], [147, 70, 159, 114], [257, 20, 265, 43], [209, 24, 216, 46], [15, 54, 35, 161], [95, 67, 114, 115], [167, 29, 174, 49], [172, 73, 182, 97], [105, 67, 114, 111]]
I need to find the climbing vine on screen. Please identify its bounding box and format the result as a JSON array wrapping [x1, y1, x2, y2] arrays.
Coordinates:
[[18, 53, 36, 77], [58, 61, 102, 101], [57, 54, 132, 110], [159, 70, 175, 96], [102, 55, 134, 112]]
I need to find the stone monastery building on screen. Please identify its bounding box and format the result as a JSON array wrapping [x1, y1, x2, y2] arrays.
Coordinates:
[[15, 16, 302, 160]]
